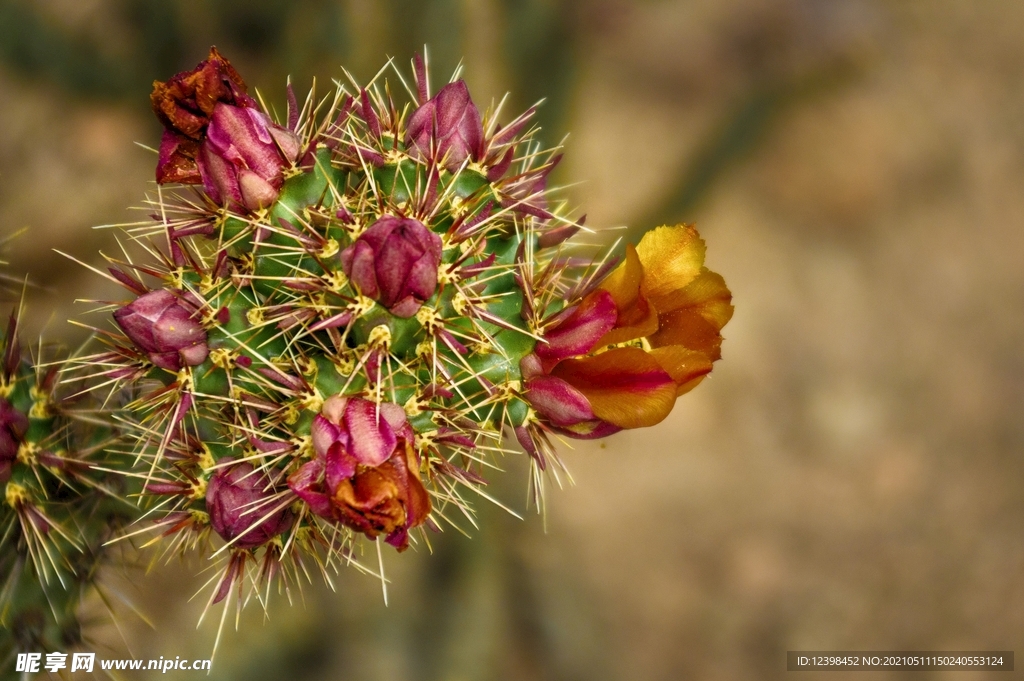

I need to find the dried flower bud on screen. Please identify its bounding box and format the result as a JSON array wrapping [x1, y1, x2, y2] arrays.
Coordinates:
[[289, 397, 431, 550], [333, 449, 430, 551], [205, 459, 294, 547], [406, 80, 484, 171], [340, 216, 443, 317], [151, 47, 256, 184], [0, 397, 28, 484], [113, 290, 209, 371], [199, 103, 301, 211]]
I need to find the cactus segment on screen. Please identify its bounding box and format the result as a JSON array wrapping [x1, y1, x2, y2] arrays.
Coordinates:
[[66, 49, 731, 622]]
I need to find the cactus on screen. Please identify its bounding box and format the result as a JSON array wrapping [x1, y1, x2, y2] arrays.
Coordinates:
[[63, 48, 733, 631], [0, 301, 131, 670]]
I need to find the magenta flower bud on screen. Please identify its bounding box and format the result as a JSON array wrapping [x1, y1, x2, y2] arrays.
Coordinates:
[[0, 397, 28, 484], [198, 103, 301, 211], [340, 216, 442, 317], [113, 289, 209, 371], [206, 459, 294, 547], [406, 80, 484, 171]]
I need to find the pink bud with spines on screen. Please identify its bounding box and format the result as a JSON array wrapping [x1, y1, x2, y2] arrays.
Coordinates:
[[198, 103, 301, 211], [112, 289, 209, 371], [340, 216, 443, 318], [406, 80, 484, 172], [205, 459, 294, 547]]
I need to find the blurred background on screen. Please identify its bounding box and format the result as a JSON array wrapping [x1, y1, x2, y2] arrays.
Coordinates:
[[2, 0, 1024, 679]]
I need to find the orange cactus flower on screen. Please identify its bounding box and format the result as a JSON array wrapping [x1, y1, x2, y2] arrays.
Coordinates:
[[522, 224, 733, 437]]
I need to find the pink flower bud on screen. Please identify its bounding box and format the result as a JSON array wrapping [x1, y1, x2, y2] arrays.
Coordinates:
[[113, 290, 209, 371], [0, 397, 28, 484], [205, 459, 294, 547], [198, 103, 301, 211], [340, 216, 442, 317], [406, 80, 484, 171]]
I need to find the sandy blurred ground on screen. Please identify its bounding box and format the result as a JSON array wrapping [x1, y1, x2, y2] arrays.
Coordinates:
[[4, 1, 1024, 679]]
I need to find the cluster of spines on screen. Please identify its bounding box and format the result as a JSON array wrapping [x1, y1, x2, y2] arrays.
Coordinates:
[[0, 306, 130, 664]]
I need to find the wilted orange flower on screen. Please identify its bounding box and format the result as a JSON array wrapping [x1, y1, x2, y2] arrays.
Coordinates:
[[522, 224, 733, 437], [288, 397, 432, 551]]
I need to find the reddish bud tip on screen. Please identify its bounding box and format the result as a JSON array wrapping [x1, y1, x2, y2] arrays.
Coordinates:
[[406, 80, 484, 172], [198, 104, 298, 211], [0, 398, 28, 484]]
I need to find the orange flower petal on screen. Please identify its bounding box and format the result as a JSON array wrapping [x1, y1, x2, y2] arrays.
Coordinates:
[[651, 267, 734, 323], [648, 309, 725, 360], [647, 268, 733, 361], [551, 347, 677, 428], [635, 224, 706, 303], [400, 445, 431, 530], [647, 346, 714, 396], [593, 244, 658, 346]]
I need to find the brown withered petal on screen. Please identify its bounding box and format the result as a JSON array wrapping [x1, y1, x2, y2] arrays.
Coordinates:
[[332, 465, 406, 537], [330, 444, 430, 551], [156, 131, 202, 184], [150, 47, 252, 138]]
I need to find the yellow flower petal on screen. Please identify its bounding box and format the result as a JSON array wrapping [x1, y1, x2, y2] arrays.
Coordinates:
[[652, 267, 734, 323], [594, 244, 658, 346], [649, 309, 724, 360], [635, 224, 706, 303], [647, 268, 733, 361], [597, 299, 658, 347]]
